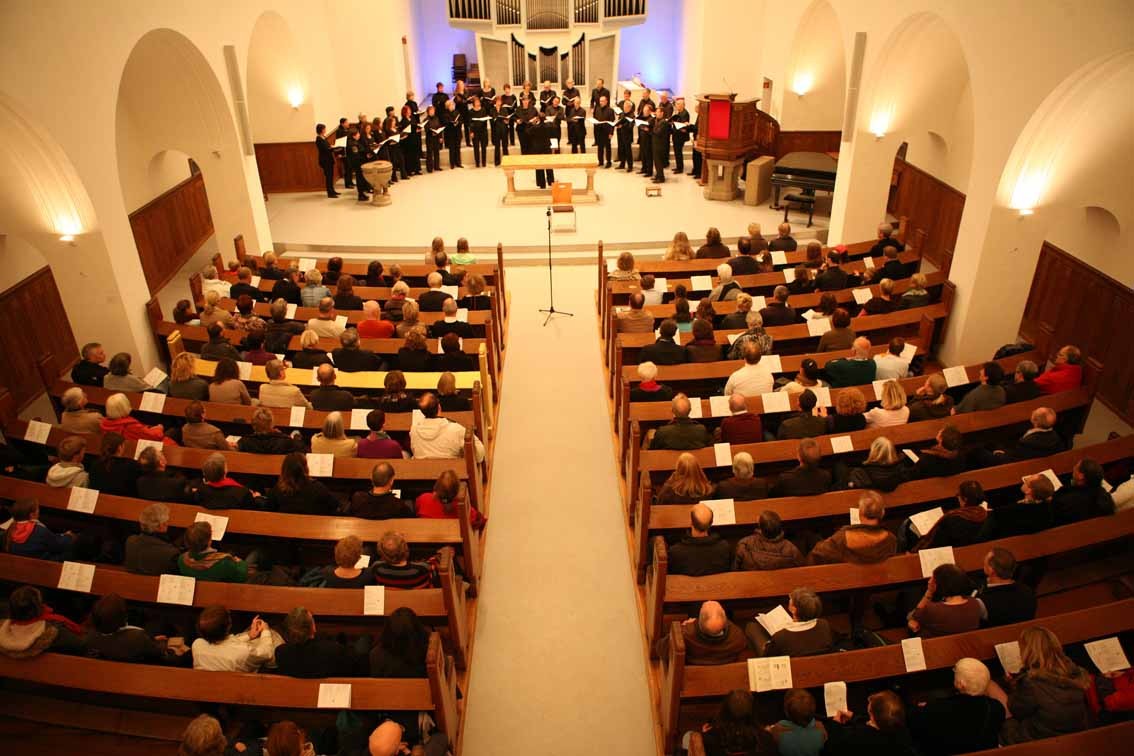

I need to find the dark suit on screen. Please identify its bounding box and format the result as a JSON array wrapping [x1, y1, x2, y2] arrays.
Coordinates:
[[430, 320, 475, 340], [670, 109, 690, 173], [230, 282, 266, 303], [1005, 380, 1042, 404], [310, 386, 355, 412], [815, 267, 849, 291], [1004, 429, 1064, 461], [651, 113, 670, 181], [668, 534, 732, 577], [640, 338, 688, 365], [590, 87, 610, 110], [869, 239, 905, 257], [759, 302, 799, 326], [728, 255, 758, 276], [592, 104, 615, 167], [769, 236, 798, 252], [771, 465, 832, 496], [878, 259, 907, 280], [650, 418, 713, 450], [332, 348, 383, 372], [418, 290, 453, 312], [316, 135, 336, 195]]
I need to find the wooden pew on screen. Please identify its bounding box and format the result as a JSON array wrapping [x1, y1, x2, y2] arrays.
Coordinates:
[[607, 301, 952, 396], [0, 547, 471, 668], [644, 510, 1134, 662], [625, 388, 1092, 521], [4, 420, 488, 519], [0, 477, 483, 596], [631, 434, 1134, 581], [670, 601, 1133, 754], [0, 633, 461, 745], [617, 350, 1040, 469]]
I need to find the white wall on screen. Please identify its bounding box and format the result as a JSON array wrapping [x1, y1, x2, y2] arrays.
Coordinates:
[[247, 10, 318, 143], [331, 0, 415, 115], [0, 235, 51, 291], [778, 0, 846, 131]]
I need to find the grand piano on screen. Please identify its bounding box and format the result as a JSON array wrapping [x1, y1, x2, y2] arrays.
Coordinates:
[[769, 151, 838, 210]]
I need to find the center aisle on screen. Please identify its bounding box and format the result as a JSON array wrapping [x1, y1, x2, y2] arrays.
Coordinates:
[[461, 265, 658, 756]]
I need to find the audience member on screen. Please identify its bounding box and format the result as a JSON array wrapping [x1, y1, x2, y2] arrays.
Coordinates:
[[45, 436, 89, 488], [777, 389, 826, 439], [300, 268, 329, 307], [869, 222, 906, 257], [848, 437, 910, 492], [771, 439, 832, 496], [200, 323, 241, 361], [817, 308, 856, 352], [630, 361, 674, 403], [418, 272, 453, 312], [191, 453, 258, 510], [787, 264, 815, 295], [908, 563, 981, 637], [640, 319, 687, 365], [769, 222, 797, 252], [707, 264, 741, 302], [430, 299, 474, 340], [207, 358, 252, 405], [333, 329, 383, 372], [992, 407, 1063, 461], [650, 395, 713, 450], [809, 491, 896, 564], [265, 453, 340, 515], [181, 401, 231, 450], [276, 607, 361, 677], [825, 337, 876, 387], [664, 231, 694, 261], [320, 536, 373, 589], [877, 245, 907, 281], [376, 370, 417, 413], [685, 318, 721, 363], [713, 451, 768, 499], [348, 462, 411, 519], [178, 522, 248, 583], [910, 480, 987, 551], [697, 690, 762, 756], [436, 371, 470, 412], [373, 531, 435, 589], [954, 362, 1007, 413], [908, 373, 954, 420], [874, 338, 911, 380], [104, 352, 153, 393], [415, 469, 486, 528], [434, 332, 474, 372], [1034, 345, 1083, 394], [310, 364, 355, 411], [717, 394, 763, 444], [768, 689, 828, 756], [696, 227, 731, 259], [899, 272, 930, 309], [307, 297, 345, 339], [863, 278, 898, 314], [198, 291, 234, 330], [136, 447, 192, 503], [609, 251, 641, 281], [974, 548, 1036, 626], [1051, 457, 1115, 525], [824, 691, 915, 756], [759, 285, 798, 326], [356, 299, 395, 339], [101, 392, 170, 443], [908, 658, 1005, 756], [383, 280, 411, 321], [728, 238, 759, 276], [257, 360, 312, 408], [124, 502, 180, 575], [271, 266, 302, 305], [865, 380, 910, 428], [369, 607, 431, 678], [397, 327, 433, 372], [653, 600, 751, 664], [989, 473, 1055, 537], [724, 341, 773, 397], [411, 393, 485, 461], [816, 251, 850, 291], [231, 295, 266, 333], [1, 498, 74, 560], [72, 342, 109, 386], [311, 411, 358, 457], [0, 585, 83, 658], [88, 432, 141, 496], [333, 275, 364, 311], [734, 510, 801, 571], [85, 593, 179, 664], [748, 587, 835, 657], [165, 352, 208, 400], [1004, 359, 1042, 403], [992, 626, 1091, 744], [826, 387, 867, 433], [668, 503, 732, 577], [656, 453, 715, 504], [913, 425, 966, 479], [779, 358, 826, 394], [726, 310, 773, 360], [290, 329, 331, 370], [191, 605, 277, 671], [354, 410, 403, 459], [59, 386, 104, 433], [237, 407, 305, 455]]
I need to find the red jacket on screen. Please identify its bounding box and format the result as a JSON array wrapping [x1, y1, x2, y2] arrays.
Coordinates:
[[100, 416, 175, 445], [357, 319, 395, 338], [415, 493, 486, 529], [1035, 363, 1082, 394]]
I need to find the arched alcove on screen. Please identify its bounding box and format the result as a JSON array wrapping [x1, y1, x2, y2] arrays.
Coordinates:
[[247, 11, 316, 143], [781, 0, 846, 131]]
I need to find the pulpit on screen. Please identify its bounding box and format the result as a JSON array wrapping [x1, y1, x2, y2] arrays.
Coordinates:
[[694, 94, 779, 200]]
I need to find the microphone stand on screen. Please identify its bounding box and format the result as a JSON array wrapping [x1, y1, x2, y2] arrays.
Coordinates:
[[539, 206, 573, 325]]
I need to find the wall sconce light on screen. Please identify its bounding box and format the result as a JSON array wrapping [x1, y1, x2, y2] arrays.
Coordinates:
[[1010, 169, 1047, 217], [791, 72, 814, 97], [54, 215, 81, 244], [287, 86, 304, 110], [869, 108, 892, 140]]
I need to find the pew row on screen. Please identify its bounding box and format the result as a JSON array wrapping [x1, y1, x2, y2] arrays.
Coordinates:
[[668, 601, 1133, 754]]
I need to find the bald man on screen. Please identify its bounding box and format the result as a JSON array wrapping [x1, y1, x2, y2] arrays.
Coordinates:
[[650, 394, 713, 450], [768, 222, 798, 252], [668, 503, 732, 576], [653, 599, 752, 664], [368, 719, 450, 756], [717, 392, 763, 444], [418, 271, 453, 312], [996, 406, 1064, 462], [615, 291, 656, 333], [824, 336, 878, 387], [869, 221, 906, 257], [310, 363, 355, 412]]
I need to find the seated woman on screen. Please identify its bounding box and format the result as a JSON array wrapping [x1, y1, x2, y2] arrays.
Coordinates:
[[908, 373, 954, 420], [451, 236, 476, 265], [178, 521, 248, 583], [264, 452, 341, 515], [300, 268, 330, 308], [86, 593, 184, 664], [333, 274, 364, 311], [673, 296, 694, 334], [395, 300, 422, 338], [779, 357, 826, 394], [240, 330, 273, 366], [908, 658, 1005, 755], [862, 278, 898, 315], [768, 689, 828, 756], [807, 291, 839, 320], [748, 587, 835, 657], [663, 231, 694, 261], [847, 436, 910, 491], [101, 392, 174, 444], [415, 469, 486, 528], [908, 563, 981, 637], [198, 290, 234, 329], [369, 607, 430, 677], [713, 451, 767, 500], [630, 361, 674, 403], [0, 585, 84, 658], [693, 690, 763, 756], [695, 299, 718, 325], [864, 380, 911, 428], [397, 327, 432, 372], [207, 358, 252, 405], [323, 256, 343, 286], [172, 299, 199, 325], [289, 329, 331, 370], [726, 311, 773, 361], [191, 604, 279, 672], [357, 409, 406, 459], [230, 295, 265, 332], [457, 273, 492, 311], [321, 535, 374, 588], [237, 407, 306, 455], [900, 272, 931, 309], [364, 260, 385, 287], [817, 308, 856, 352], [1, 498, 75, 561], [685, 318, 722, 363], [609, 251, 640, 281], [376, 370, 418, 413], [787, 265, 815, 295], [311, 411, 358, 457], [436, 371, 470, 411], [103, 352, 155, 393], [88, 432, 142, 496], [825, 388, 867, 433], [383, 280, 411, 321], [989, 627, 1091, 744], [168, 352, 209, 400], [656, 453, 715, 504]]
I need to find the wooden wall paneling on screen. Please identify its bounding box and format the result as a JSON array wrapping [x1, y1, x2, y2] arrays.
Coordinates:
[[1019, 242, 1134, 425], [774, 130, 842, 159], [886, 158, 965, 273], [128, 173, 214, 295], [254, 142, 343, 194], [0, 268, 78, 409]]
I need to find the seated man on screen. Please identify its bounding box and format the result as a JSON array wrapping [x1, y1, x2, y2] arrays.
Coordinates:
[[824, 337, 876, 388], [877, 244, 908, 280], [332, 328, 383, 372], [973, 547, 1036, 626], [746, 587, 835, 657], [410, 392, 486, 461], [310, 364, 356, 411], [653, 600, 751, 664], [988, 473, 1055, 537], [348, 462, 411, 519], [908, 658, 1005, 755], [734, 510, 802, 571], [668, 503, 732, 577], [954, 362, 1007, 413], [1004, 359, 1042, 403], [861, 278, 897, 315], [229, 266, 266, 303], [372, 531, 436, 589], [191, 604, 277, 671], [46, 436, 89, 488], [237, 407, 306, 455], [873, 337, 911, 380], [728, 237, 759, 276], [180, 401, 231, 450], [768, 222, 797, 252], [816, 249, 851, 291], [136, 447, 192, 503], [868, 222, 905, 257], [430, 298, 475, 340], [714, 451, 768, 500], [993, 406, 1063, 461], [2, 498, 74, 561], [724, 341, 774, 397], [912, 425, 966, 479], [59, 387, 104, 434], [356, 299, 395, 339], [200, 323, 241, 362], [808, 491, 896, 564], [178, 521, 249, 583], [190, 453, 258, 510], [616, 292, 655, 333], [71, 342, 110, 387], [630, 361, 675, 403], [1051, 457, 1115, 525], [124, 502, 180, 575], [640, 319, 687, 365], [369, 720, 449, 756], [776, 389, 826, 440], [1034, 344, 1083, 394], [418, 272, 453, 312], [307, 297, 345, 339], [258, 359, 313, 408], [771, 439, 831, 496], [707, 264, 741, 302], [825, 691, 915, 755], [275, 607, 363, 678], [433, 332, 474, 372], [717, 393, 763, 444], [649, 394, 713, 450], [85, 593, 183, 664], [759, 285, 798, 327]]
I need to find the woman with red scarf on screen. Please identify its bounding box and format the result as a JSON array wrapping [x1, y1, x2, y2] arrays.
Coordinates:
[[0, 585, 83, 658]]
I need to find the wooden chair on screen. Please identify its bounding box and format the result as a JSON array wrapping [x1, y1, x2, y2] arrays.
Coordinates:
[[550, 182, 576, 232]]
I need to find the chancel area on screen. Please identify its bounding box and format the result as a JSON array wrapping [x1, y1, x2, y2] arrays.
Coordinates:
[[0, 1, 1133, 755]]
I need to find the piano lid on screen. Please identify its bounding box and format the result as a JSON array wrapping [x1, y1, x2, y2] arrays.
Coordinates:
[[773, 151, 838, 176]]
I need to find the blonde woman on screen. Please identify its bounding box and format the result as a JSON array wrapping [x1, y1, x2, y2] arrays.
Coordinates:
[[989, 626, 1091, 744], [900, 272, 931, 309], [383, 280, 412, 321], [847, 436, 909, 491], [824, 387, 867, 433], [311, 411, 358, 457], [609, 251, 640, 281], [664, 231, 694, 261], [451, 237, 476, 265], [425, 236, 445, 264], [864, 380, 910, 427], [656, 452, 715, 504], [395, 300, 421, 338], [169, 352, 209, 400], [198, 290, 233, 329], [290, 329, 331, 370]]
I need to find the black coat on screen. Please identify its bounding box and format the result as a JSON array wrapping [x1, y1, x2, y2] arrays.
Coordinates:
[[771, 465, 831, 497], [640, 338, 687, 366], [418, 290, 453, 312], [270, 277, 301, 305], [191, 481, 259, 510], [332, 348, 383, 373], [123, 533, 179, 575], [266, 480, 340, 516], [668, 534, 732, 577], [347, 491, 412, 520], [276, 637, 364, 678], [238, 432, 305, 455], [310, 386, 355, 412], [89, 457, 142, 497], [71, 360, 109, 387], [136, 470, 192, 503]]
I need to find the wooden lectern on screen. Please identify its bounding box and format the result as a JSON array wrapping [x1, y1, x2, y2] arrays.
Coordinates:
[[694, 94, 779, 200]]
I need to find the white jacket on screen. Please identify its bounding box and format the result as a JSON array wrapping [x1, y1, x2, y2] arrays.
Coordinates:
[[191, 630, 279, 672], [410, 417, 485, 462]]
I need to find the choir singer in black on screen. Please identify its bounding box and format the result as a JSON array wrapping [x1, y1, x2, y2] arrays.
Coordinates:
[[424, 105, 443, 173], [566, 97, 586, 154], [468, 96, 490, 167], [637, 103, 654, 178], [651, 105, 670, 183], [345, 126, 371, 201], [590, 78, 610, 110], [443, 100, 462, 169], [592, 95, 615, 168], [525, 102, 555, 189], [491, 94, 510, 166], [616, 100, 636, 172], [670, 97, 691, 175], [315, 123, 339, 197], [500, 83, 517, 145]]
